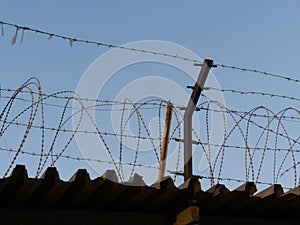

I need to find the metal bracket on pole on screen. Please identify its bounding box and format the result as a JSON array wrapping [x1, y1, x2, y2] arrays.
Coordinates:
[[184, 59, 215, 181]]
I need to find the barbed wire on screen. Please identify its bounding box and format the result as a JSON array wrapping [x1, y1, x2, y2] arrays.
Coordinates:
[[3, 93, 300, 151], [0, 18, 300, 189], [197, 95, 300, 186], [0, 145, 295, 189], [0, 20, 200, 63], [196, 103, 300, 149], [1, 20, 300, 85], [0, 146, 161, 171], [169, 171, 294, 190], [216, 63, 300, 84], [0, 88, 169, 107], [2, 115, 300, 155], [3, 87, 300, 108], [0, 94, 166, 113], [2, 88, 300, 122], [0, 77, 299, 188], [205, 87, 300, 103], [195, 106, 300, 123], [172, 139, 300, 153]]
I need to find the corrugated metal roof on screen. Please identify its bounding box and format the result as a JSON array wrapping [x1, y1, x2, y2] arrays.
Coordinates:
[[0, 165, 299, 221]]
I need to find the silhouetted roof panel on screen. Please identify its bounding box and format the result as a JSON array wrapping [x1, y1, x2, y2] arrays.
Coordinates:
[[0, 165, 299, 221]]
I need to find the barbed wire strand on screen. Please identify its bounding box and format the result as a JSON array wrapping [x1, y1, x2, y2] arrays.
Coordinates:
[[1, 20, 300, 84]]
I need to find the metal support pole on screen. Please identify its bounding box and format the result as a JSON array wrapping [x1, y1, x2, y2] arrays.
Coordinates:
[[184, 59, 214, 181], [158, 100, 173, 180]]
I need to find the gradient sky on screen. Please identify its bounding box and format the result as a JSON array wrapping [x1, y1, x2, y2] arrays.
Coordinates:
[[1, 0, 300, 89], [0, 1, 300, 188]]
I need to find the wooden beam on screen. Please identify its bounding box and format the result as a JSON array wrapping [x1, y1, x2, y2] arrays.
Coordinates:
[[174, 206, 199, 225], [158, 100, 173, 180]]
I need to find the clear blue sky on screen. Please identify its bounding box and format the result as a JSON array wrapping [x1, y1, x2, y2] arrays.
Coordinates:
[[0, 1, 299, 189]]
